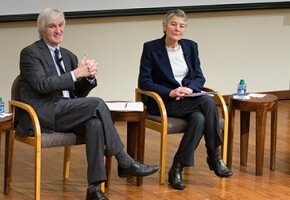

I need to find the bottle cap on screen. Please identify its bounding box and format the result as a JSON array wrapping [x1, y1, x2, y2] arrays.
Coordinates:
[[0, 97, 2, 101], [240, 79, 245, 84]]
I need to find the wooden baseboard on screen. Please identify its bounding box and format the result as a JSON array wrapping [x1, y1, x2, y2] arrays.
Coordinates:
[[223, 90, 290, 104]]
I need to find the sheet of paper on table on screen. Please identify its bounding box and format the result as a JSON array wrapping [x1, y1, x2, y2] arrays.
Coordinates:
[[106, 102, 144, 112], [233, 93, 266, 100], [0, 112, 12, 118]]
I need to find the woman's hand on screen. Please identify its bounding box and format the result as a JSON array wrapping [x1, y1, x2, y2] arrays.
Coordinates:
[[169, 87, 193, 100]]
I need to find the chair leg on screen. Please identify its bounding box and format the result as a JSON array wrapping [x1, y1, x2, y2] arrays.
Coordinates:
[[63, 146, 107, 192], [160, 133, 167, 184], [35, 146, 41, 200], [99, 156, 106, 192], [105, 156, 112, 188], [221, 122, 229, 165], [63, 146, 71, 180]]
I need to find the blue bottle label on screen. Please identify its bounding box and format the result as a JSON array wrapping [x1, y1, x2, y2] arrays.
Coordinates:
[[237, 84, 247, 97], [0, 102, 4, 113]]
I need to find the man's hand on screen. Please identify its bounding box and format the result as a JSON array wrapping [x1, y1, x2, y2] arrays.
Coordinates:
[[86, 58, 99, 79], [73, 54, 99, 79], [169, 87, 193, 100]]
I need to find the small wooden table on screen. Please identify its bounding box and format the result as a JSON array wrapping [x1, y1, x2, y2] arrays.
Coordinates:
[[0, 114, 13, 194], [227, 94, 278, 175], [105, 106, 146, 187]]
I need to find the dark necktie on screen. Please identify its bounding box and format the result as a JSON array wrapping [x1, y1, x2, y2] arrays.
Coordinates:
[[54, 48, 75, 98], [54, 48, 65, 74]]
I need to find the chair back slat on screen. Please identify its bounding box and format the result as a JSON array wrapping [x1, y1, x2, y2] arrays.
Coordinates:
[[11, 75, 20, 101]]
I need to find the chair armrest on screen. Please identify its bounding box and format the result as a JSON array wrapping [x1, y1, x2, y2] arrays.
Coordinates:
[[202, 86, 228, 125], [203, 86, 229, 163], [135, 88, 168, 125], [9, 100, 42, 144], [136, 87, 228, 129]]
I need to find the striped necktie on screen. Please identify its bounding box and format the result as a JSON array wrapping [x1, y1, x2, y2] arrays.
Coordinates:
[[54, 48, 65, 74]]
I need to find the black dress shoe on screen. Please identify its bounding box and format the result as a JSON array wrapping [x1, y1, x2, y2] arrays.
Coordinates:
[[168, 161, 186, 190], [86, 186, 108, 200], [118, 159, 160, 178], [207, 148, 233, 178]]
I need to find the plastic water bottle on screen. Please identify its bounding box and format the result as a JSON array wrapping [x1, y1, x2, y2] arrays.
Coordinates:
[[0, 97, 4, 113], [237, 79, 247, 97]]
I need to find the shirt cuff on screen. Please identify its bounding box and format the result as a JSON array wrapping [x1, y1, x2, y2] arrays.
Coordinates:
[[86, 76, 96, 84], [70, 71, 77, 82]]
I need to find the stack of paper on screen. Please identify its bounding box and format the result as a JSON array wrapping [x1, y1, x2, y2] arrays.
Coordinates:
[[184, 91, 216, 97], [0, 112, 12, 118], [233, 93, 266, 100], [106, 102, 144, 112]]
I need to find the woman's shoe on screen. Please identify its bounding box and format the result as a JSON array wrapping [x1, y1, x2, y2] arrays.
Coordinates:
[[207, 148, 233, 177], [168, 161, 186, 190]]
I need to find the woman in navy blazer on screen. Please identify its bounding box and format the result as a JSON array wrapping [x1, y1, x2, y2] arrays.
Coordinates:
[[139, 9, 232, 190]]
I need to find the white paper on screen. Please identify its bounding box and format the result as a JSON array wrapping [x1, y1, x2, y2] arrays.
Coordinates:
[[0, 112, 12, 118], [106, 102, 144, 112], [248, 93, 266, 98], [233, 93, 266, 100], [184, 91, 217, 97], [233, 95, 250, 100]]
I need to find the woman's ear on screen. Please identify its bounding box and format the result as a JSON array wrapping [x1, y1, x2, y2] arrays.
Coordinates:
[[162, 23, 167, 32]]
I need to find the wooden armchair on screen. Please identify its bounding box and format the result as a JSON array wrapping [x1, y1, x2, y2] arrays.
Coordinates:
[[135, 87, 228, 184], [6, 75, 105, 200]]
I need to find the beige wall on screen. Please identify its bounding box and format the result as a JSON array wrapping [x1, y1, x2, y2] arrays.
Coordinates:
[[0, 9, 289, 111]]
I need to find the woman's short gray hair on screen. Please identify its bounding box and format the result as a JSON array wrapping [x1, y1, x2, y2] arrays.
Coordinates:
[[162, 9, 188, 27], [37, 8, 65, 39]]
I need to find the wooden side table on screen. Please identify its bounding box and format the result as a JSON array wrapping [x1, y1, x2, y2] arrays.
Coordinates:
[[105, 106, 146, 187], [0, 114, 13, 194], [227, 94, 278, 175]]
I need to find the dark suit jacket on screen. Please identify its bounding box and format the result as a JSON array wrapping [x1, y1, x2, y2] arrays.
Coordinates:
[[17, 39, 96, 135], [138, 35, 206, 114]]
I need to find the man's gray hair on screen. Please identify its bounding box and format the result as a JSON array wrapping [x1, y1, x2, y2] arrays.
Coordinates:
[[37, 8, 65, 39]]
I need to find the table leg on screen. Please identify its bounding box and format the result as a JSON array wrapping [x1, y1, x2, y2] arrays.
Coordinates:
[[127, 122, 137, 158], [127, 120, 145, 186], [256, 109, 267, 176], [240, 111, 250, 166], [4, 130, 12, 194], [227, 100, 235, 169], [270, 109, 277, 170]]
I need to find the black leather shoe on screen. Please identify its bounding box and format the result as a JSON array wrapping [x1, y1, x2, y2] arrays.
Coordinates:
[[118, 159, 160, 178], [207, 148, 233, 178], [168, 161, 186, 190], [86, 186, 108, 200]]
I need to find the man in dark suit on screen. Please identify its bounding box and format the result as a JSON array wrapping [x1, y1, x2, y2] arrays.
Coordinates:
[[18, 8, 159, 200]]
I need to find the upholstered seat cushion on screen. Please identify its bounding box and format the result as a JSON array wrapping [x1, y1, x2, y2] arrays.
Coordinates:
[[16, 132, 85, 148], [147, 114, 224, 134], [41, 132, 85, 148]]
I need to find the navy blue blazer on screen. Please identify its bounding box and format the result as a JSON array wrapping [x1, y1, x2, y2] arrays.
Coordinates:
[[138, 36, 206, 114]]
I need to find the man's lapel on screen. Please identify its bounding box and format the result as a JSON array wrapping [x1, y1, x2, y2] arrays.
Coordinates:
[[38, 40, 58, 76]]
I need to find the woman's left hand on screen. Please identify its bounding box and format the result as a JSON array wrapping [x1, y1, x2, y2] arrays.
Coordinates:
[[169, 87, 193, 100]]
